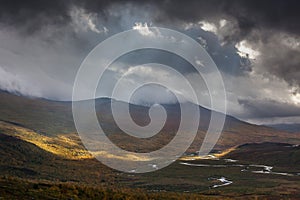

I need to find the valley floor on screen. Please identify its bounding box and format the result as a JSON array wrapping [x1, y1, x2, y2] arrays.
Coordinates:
[[0, 120, 300, 199]]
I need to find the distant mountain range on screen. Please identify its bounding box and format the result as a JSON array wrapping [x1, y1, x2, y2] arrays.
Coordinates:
[[266, 123, 300, 133]]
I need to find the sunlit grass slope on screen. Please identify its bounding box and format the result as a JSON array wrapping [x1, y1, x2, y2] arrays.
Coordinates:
[[0, 121, 91, 159]]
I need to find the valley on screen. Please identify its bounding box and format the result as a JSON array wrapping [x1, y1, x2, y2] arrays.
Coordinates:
[[0, 118, 300, 199], [0, 91, 299, 199]]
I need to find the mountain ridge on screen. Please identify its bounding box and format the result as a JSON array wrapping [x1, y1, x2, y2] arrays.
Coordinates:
[[0, 90, 300, 151], [266, 123, 300, 133]]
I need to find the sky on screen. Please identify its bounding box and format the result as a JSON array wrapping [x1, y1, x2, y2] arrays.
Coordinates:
[[0, 0, 299, 125]]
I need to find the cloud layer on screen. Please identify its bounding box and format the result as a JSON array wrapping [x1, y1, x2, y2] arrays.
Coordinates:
[[0, 0, 299, 124]]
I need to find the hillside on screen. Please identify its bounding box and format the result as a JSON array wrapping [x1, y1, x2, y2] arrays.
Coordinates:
[[0, 127, 113, 184], [0, 123, 299, 199], [0, 91, 299, 152], [266, 123, 300, 133]]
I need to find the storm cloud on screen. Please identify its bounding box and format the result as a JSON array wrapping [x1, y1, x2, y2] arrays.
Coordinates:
[[1, 0, 300, 35], [0, 0, 299, 124]]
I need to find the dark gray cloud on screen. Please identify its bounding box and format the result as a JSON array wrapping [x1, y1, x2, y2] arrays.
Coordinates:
[[1, 0, 298, 81], [0, 0, 72, 34], [157, 0, 300, 38], [254, 32, 300, 89], [1, 0, 299, 35]]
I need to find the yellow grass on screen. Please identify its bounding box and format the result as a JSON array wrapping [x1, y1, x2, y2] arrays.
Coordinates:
[[0, 121, 92, 159], [0, 121, 237, 162], [0, 121, 153, 162], [92, 151, 153, 161], [180, 146, 237, 161], [213, 146, 237, 158]]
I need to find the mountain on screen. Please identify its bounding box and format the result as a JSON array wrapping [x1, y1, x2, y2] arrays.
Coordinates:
[[266, 123, 300, 133], [0, 90, 300, 152], [0, 90, 74, 135]]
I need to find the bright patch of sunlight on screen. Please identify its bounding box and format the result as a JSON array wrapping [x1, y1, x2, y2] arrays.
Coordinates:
[[0, 121, 92, 159], [291, 93, 300, 105], [180, 146, 237, 161], [92, 151, 153, 162], [235, 40, 260, 59]]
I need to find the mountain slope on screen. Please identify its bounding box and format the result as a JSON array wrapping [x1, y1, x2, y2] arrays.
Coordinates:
[[266, 123, 300, 133], [0, 91, 300, 151], [0, 91, 74, 135], [0, 126, 113, 184], [0, 121, 300, 199], [0, 121, 91, 159]]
